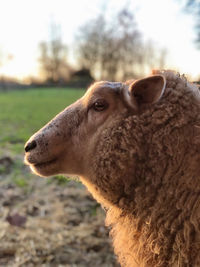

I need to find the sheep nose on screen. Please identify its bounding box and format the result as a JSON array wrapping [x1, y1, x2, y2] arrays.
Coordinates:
[[25, 140, 37, 152]]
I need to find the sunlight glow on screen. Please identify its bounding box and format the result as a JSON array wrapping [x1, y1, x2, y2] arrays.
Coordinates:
[[0, 0, 199, 80], [134, 0, 200, 79]]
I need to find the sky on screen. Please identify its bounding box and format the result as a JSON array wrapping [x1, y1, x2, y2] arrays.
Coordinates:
[[0, 0, 200, 80]]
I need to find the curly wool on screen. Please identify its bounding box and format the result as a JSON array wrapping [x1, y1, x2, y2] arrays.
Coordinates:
[[86, 71, 200, 266]]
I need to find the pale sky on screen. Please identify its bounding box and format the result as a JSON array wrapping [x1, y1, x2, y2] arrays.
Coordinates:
[[0, 0, 200, 80]]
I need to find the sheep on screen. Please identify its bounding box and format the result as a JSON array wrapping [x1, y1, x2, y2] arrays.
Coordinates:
[[24, 70, 200, 267]]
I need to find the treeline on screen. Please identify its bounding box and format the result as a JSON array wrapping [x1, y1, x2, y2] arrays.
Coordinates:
[[76, 9, 167, 81], [37, 8, 167, 86], [0, 8, 168, 89]]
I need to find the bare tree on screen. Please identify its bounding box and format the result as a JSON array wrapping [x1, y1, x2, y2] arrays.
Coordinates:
[[76, 10, 143, 81], [76, 9, 167, 81], [116, 10, 144, 80], [141, 41, 167, 74], [76, 16, 105, 77], [38, 22, 71, 84]]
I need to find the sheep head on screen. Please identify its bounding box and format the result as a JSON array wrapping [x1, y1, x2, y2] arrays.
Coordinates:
[[24, 75, 166, 205]]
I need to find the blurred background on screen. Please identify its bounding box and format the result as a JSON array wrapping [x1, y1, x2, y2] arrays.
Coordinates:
[[0, 0, 200, 266]]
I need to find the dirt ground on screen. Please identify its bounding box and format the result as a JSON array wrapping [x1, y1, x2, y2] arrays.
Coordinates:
[[0, 159, 119, 267]]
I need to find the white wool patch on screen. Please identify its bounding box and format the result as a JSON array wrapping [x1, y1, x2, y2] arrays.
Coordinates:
[[97, 81, 123, 90], [106, 82, 123, 89]]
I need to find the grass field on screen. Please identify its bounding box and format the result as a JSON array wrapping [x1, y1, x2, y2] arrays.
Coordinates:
[[0, 88, 85, 155], [0, 88, 85, 185]]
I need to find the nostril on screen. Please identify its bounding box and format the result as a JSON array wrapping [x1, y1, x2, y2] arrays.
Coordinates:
[[25, 140, 37, 152]]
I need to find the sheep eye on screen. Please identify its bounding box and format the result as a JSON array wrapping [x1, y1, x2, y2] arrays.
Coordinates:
[[92, 100, 108, 112]]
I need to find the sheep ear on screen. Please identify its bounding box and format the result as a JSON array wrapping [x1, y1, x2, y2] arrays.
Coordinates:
[[129, 75, 166, 107]]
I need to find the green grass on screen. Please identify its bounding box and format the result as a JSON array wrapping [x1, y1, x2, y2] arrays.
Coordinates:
[[0, 88, 85, 153], [0, 87, 85, 187]]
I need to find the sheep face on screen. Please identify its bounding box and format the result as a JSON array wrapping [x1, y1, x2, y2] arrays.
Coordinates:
[[24, 81, 127, 176], [24, 75, 165, 202]]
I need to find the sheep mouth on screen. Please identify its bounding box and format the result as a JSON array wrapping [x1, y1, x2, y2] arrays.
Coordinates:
[[25, 155, 57, 167], [33, 158, 57, 169], [25, 156, 59, 176]]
